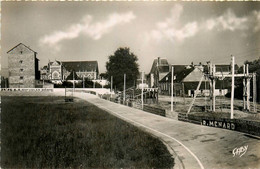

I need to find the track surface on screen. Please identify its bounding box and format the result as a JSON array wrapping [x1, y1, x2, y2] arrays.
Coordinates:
[[74, 93, 260, 169]]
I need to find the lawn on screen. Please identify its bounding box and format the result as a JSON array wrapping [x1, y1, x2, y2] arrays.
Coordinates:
[[1, 96, 174, 168]]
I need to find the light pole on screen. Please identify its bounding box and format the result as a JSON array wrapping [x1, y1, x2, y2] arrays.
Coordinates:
[[231, 55, 235, 119], [141, 71, 144, 109], [171, 65, 174, 112]]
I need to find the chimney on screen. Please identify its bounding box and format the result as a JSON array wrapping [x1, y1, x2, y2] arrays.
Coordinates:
[[158, 57, 161, 65]]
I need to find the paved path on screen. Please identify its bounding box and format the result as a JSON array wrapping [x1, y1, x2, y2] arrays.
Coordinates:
[[74, 93, 260, 169]]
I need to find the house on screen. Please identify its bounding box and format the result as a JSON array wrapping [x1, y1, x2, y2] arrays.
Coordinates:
[[7, 43, 40, 88], [182, 65, 209, 97], [182, 64, 231, 97], [147, 57, 170, 88], [159, 65, 194, 96], [159, 63, 231, 97]]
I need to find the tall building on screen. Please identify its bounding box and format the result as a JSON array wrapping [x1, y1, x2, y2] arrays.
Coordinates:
[[7, 43, 40, 88]]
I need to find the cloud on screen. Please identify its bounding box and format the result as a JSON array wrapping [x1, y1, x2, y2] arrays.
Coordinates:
[[39, 11, 136, 51], [205, 9, 248, 31], [145, 4, 199, 42], [252, 10, 260, 32], [146, 5, 260, 43]]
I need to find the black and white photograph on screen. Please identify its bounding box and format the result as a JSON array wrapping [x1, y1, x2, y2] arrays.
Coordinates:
[[0, 1, 260, 168]]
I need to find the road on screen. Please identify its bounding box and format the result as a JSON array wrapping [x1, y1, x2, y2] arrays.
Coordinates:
[[74, 92, 260, 169]]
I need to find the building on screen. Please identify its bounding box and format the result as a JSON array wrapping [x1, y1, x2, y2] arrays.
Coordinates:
[[159, 65, 194, 96], [7, 43, 40, 88], [159, 63, 231, 97], [147, 57, 170, 88], [182, 65, 210, 97], [62, 61, 99, 80], [40, 60, 99, 84]]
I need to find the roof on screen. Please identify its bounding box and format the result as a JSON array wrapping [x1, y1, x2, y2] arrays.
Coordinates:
[[62, 61, 98, 72], [66, 71, 82, 80], [182, 66, 208, 82], [50, 60, 61, 66], [160, 65, 194, 83], [7, 43, 37, 54], [158, 66, 170, 73], [150, 58, 169, 74]]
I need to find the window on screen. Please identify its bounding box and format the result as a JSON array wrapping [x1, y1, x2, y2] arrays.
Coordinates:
[[20, 69, 24, 72], [20, 51, 23, 54], [19, 60, 23, 64], [20, 76, 23, 80]]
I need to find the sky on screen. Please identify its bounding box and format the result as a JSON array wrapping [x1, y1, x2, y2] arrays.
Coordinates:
[[1, 2, 260, 74]]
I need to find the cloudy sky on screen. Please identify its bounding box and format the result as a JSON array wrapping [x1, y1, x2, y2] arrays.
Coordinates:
[[2, 2, 260, 73]]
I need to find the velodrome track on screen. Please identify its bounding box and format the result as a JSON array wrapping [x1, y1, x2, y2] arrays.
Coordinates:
[[1, 90, 259, 169], [73, 92, 260, 169]]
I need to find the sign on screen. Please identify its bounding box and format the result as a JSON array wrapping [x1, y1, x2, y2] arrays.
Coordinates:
[[202, 119, 235, 130]]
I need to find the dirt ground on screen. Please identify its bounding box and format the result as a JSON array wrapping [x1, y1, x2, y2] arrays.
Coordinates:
[[156, 95, 260, 121]]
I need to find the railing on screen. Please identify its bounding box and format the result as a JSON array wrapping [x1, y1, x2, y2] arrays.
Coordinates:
[[0, 88, 111, 95]]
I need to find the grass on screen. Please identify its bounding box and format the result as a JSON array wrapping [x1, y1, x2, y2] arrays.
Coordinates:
[[1, 96, 174, 168]]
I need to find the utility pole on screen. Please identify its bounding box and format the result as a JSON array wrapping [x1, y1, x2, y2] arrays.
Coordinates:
[[171, 65, 174, 112], [246, 64, 250, 111], [123, 73, 126, 103], [253, 73, 257, 112], [141, 71, 144, 109], [212, 64, 216, 112], [231, 55, 235, 119], [209, 62, 213, 111], [243, 65, 246, 110], [204, 76, 207, 112], [182, 83, 185, 105], [73, 71, 75, 92]]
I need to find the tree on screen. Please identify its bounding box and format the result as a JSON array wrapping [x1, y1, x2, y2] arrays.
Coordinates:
[[106, 47, 139, 91]]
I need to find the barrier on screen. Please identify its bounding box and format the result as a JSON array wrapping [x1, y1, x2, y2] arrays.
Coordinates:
[[0, 88, 110, 95], [178, 113, 260, 136], [1, 88, 54, 92], [143, 105, 166, 117]]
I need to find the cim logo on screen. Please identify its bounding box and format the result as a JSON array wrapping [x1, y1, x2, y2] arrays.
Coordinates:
[[202, 119, 236, 130]]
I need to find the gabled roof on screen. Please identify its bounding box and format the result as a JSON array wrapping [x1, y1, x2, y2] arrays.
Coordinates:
[[7, 43, 37, 54], [51, 60, 61, 66], [160, 65, 194, 83], [62, 61, 98, 72], [182, 66, 208, 82], [150, 58, 169, 74]]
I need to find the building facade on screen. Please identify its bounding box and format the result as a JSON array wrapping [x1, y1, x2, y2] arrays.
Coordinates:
[[40, 60, 99, 84], [7, 43, 40, 88], [147, 57, 170, 88]]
